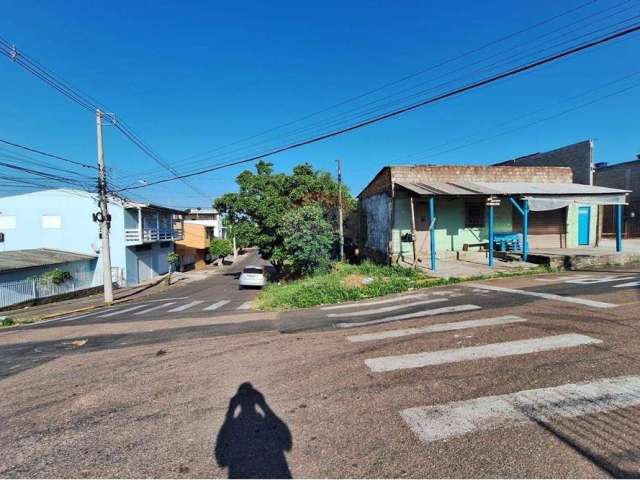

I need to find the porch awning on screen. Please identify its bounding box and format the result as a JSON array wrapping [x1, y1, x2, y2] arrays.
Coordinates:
[[524, 194, 627, 211]]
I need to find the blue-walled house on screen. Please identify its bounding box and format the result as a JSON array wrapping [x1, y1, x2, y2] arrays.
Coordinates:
[[0, 188, 184, 288]]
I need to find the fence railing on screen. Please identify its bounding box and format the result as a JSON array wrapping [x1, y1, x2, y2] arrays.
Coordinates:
[[124, 228, 183, 243], [0, 268, 107, 310]]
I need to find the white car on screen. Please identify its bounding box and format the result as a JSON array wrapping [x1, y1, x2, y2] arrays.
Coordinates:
[[239, 266, 267, 289]]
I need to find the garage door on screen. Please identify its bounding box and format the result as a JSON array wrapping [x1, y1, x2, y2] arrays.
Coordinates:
[[137, 252, 154, 283]]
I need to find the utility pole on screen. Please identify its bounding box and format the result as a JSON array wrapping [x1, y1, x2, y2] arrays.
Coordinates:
[[337, 159, 345, 262], [96, 109, 114, 304]]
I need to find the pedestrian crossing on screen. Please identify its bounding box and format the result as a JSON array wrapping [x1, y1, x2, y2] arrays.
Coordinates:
[[329, 289, 625, 448], [66, 298, 255, 321]]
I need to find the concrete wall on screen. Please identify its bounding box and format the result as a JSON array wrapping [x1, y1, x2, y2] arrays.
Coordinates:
[[0, 189, 126, 286], [494, 140, 593, 185], [594, 159, 640, 237], [362, 193, 391, 257]]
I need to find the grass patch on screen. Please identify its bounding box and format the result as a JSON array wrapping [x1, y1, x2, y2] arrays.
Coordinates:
[[255, 262, 454, 310], [0, 317, 15, 327], [255, 262, 556, 311]]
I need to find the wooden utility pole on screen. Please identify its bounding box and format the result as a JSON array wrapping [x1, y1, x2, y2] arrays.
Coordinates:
[[96, 109, 114, 304], [337, 159, 345, 262]]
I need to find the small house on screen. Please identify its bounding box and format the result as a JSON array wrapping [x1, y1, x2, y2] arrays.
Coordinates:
[[358, 165, 628, 269]]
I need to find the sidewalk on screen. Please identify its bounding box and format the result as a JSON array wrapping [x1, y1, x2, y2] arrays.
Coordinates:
[[1, 249, 254, 325]]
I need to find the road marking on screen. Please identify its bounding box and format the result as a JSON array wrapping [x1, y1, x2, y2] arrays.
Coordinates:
[[365, 334, 601, 372], [564, 275, 637, 285], [203, 300, 230, 311], [134, 302, 176, 315], [401, 375, 640, 444], [167, 300, 204, 312], [468, 283, 617, 309], [237, 301, 253, 310], [335, 304, 481, 329], [327, 298, 448, 318], [614, 281, 640, 288], [145, 297, 189, 302], [535, 275, 589, 282], [347, 315, 527, 343], [321, 294, 428, 311], [98, 304, 148, 318]]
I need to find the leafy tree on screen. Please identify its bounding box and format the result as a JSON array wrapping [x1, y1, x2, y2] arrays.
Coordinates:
[[214, 161, 354, 270], [272, 205, 336, 277], [209, 238, 234, 265], [224, 218, 258, 251]]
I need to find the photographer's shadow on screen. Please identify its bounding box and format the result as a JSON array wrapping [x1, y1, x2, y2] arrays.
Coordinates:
[[215, 382, 292, 479]]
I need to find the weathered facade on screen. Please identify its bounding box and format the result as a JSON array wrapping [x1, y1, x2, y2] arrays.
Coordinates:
[[358, 165, 626, 265], [595, 158, 640, 238]]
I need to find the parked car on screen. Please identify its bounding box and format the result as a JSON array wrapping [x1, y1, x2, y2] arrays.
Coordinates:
[[239, 265, 267, 289]]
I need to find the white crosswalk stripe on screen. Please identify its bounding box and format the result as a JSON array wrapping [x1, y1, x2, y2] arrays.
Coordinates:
[[203, 300, 230, 311], [335, 304, 481, 329], [468, 283, 617, 308], [327, 298, 448, 318], [321, 294, 429, 311], [134, 302, 176, 316], [237, 301, 253, 310], [365, 334, 601, 372], [167, 300, 204, 312], [98, 304, 149, 318], [401, 375, 640, 444], [347, 315, 527, 343]]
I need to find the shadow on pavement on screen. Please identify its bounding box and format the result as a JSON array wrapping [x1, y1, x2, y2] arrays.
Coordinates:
[[215, 382, 292, 479]]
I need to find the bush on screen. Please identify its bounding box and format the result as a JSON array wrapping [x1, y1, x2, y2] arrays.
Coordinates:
[[209, 238, 234, 262], [41, 269, 73, 285], [255, 261, 446, 310], [1, 317, 14, 327], [272, 205, 335, 278]]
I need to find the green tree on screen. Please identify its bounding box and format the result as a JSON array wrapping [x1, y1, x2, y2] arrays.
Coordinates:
[[273, 205, 336, 277], [214, 161, 354, 270], [209, 238, 234, 266], [167, 252, 180, 284], [224, 218, 258, 251]]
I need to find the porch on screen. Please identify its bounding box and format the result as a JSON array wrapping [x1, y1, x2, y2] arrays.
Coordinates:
[[392, 180, 630, 273]]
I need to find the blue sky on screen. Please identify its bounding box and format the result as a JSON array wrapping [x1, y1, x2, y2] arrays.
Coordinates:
[[1, 0, 639, 207]]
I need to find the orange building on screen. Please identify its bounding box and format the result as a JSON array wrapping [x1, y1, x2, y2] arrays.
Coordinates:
[[175, 222, 216, 270]]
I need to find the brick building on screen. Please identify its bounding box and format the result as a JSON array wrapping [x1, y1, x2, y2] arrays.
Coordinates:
[[594, 157, 640, 238], [358, 164, 627, 267], [494, 140, 594, 185]]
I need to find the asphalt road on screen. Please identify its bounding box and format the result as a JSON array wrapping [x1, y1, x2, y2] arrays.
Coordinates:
[[1, 265, 640, 477]]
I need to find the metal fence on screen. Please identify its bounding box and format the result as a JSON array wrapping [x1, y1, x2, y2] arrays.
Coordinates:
[[0, 266, 101, 309]]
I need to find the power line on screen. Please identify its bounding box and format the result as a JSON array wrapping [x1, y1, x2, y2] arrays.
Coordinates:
[[155, 0, 603, 168], [0, 39, 211, 202], [0, 138, 97, 170], [114, 0, 639, 182], [117, 22, 640, 192]]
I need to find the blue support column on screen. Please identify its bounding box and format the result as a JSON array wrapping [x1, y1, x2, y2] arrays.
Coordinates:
[[429, 196, 436, 271], [523, 199, 529, 262], [488, 204, 494, 268], [616, 204, 623, 252]]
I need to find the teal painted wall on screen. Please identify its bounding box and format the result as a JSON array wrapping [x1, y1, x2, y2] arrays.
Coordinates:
[[392, 197, 514, 253], [391, 197, 599, 253]]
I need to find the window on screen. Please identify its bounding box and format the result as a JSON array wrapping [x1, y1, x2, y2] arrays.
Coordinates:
[[0, 215, 16, 229], [464, 201, 485, 228], [42, 215, 62, 229]]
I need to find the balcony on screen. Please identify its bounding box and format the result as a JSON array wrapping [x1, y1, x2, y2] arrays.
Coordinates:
[[125, 228, 183, 244]]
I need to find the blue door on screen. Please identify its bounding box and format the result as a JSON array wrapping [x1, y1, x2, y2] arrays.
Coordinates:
[[578, 206, 591, 245]]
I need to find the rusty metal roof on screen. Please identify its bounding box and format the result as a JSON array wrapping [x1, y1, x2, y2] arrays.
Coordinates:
[[395, 181, 629, 196]]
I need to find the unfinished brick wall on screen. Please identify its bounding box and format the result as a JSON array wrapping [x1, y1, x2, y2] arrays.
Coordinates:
[[389, 165, 573, 185], [594, 159, 640, 200], [493, 140, 593, 185]]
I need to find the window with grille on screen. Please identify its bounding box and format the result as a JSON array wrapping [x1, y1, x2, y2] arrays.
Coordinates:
[[465, 201, 485, 228]]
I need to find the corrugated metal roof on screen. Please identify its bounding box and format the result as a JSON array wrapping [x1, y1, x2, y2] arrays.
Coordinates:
[[395, 181, 629, 196], [0, 249, 97, 272]]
